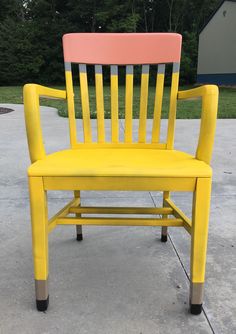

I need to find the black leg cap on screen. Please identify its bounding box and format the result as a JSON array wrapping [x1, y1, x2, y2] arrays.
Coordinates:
[[190, 303, 202, 315], [77, 233, 83, 241], [36, 296, 49, 312], [161, 235, 168, 242]]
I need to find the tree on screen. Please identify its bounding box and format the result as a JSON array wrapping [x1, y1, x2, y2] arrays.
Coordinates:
[[0, 0, 222, 85]]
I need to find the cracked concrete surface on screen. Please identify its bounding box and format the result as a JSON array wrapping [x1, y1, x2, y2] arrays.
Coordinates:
[[0, 103, 235, 333]]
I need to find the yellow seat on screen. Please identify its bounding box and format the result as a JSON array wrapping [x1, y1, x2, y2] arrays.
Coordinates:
[[28, 149, 212, 178], [23, 33, 219, 314]]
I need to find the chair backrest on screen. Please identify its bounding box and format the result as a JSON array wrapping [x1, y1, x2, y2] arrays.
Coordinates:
[[62, 33, 182, 149]]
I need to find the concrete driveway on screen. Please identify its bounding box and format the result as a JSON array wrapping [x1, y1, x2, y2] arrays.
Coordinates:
[[0, 104, 235, 333]]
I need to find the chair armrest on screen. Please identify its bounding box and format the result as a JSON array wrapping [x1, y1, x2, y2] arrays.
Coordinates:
[[23, 84, 66, 163], [178, 85, 219, 164]]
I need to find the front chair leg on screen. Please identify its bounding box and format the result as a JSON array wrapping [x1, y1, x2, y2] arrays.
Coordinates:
[[190, 178, 211, 315], [29, 177, 49, 311], [35, 279, 49, 311], [74, 191, 83, 241], [190, 282, 204, 315]]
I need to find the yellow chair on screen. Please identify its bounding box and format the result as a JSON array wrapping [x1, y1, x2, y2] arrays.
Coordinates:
[[23, 33, 218, 314]]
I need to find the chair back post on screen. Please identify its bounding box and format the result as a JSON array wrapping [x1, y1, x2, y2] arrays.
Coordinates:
[[65, 62, 77, 147], [167, 62, 180, 149]]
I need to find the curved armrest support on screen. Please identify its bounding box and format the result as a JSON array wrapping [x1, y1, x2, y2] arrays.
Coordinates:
[[23, 84, 66, 163], [178, 85, 219, 164]]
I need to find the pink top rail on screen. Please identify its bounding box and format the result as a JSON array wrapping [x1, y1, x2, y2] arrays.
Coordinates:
[[63, 33, 182, 65]]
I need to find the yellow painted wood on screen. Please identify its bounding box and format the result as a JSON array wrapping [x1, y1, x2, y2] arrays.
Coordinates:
[[79, 65, 92, 142], [164, 197, 192, 235], [43, 176, 196, 191], [35, 85, 66, 99], [28, 149, 211, 178], [48, 219, 56, 234], [183, 222, 191, 235], [95, 65, 105, 142], [167, 70, 179, 149], [65, 70, 77, 147], [191, 177, 211, 282], [110, 65, 119, 143], [56, 217, 183, 227], [161, 190, 170, 237], [125, 66, 134, 143], [73, 190, 82, 236], [163, 191, 170, 201], [152, 68, 165, 143], [74, 190, 80, 198], [72, 143, 166, 149], [24, 85, 45, 163], [23, 84, 66, 162], [29, 177, 48, 280], [48, 197, 80, 233], [69, 206, 173, 215], [178, 85, 217, 100], [138, 65, 149, 143], [178, 85, 219, 164]]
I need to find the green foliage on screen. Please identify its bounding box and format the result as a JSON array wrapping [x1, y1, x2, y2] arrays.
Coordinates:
[[180, 31, 198, 85], [0, 0, 221, 85], [1, 85, 236, 119]]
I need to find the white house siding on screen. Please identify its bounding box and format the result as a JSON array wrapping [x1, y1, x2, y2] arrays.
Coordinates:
[[197, 1, 236, 85]]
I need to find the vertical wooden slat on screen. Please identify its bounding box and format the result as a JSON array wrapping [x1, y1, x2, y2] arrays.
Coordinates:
[[79, 64, 92, 143], [95, 65, 105, 143], [167, 62, 180, 149], [138, 65, 149, 143], [65, 62, 77, 147], [110, 65, 119, 143], [152, 64, 165, 143], [125, 65, 134, 143]]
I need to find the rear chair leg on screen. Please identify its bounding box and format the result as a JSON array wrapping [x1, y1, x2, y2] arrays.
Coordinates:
[[29, 177, 49, 312], [161, 226, 168, 242], [74, 191, 83, 241], [76, 224, 83, 241], [161, 191, 170, 242], [190, 178, 211, 315]]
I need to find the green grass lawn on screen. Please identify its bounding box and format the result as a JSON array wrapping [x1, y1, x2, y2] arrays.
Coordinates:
[[0, 85, 235, 118]]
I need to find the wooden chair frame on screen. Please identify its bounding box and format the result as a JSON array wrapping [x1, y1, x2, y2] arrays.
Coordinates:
[[23, 33, 218, 314]]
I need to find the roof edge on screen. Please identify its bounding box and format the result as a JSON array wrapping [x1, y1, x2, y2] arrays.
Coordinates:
[[199, 0, 236, 34]]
